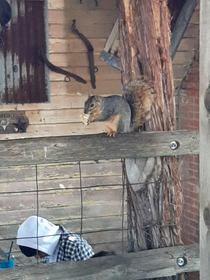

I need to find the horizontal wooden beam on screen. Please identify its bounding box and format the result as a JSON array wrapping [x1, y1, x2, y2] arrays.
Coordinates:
[[0, 130, 198, 166], [2, 244, 199, 280]]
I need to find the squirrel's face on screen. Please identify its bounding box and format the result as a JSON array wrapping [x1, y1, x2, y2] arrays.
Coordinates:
[[83, 95, 102, 122]]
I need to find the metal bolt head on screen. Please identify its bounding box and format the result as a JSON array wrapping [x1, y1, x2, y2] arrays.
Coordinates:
[[177, 257, 187, 267], [170, 140, 179, 150], [13, 65, 18, 72]]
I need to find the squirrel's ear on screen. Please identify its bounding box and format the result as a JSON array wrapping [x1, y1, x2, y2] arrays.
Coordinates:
[[94, 95, 101, 102]]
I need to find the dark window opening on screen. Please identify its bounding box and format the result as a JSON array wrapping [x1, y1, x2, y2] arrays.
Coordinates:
[[168, 0, 187, 32]]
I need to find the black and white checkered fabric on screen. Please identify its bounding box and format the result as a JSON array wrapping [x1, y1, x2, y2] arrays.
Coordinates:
[[56, 226, 94, 262]]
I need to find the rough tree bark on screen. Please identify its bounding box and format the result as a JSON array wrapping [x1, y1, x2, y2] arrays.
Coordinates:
[[119, 1, 183, 279]]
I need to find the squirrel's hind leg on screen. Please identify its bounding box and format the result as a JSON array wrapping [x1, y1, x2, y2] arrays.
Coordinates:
[[104, 115, 120, 137]]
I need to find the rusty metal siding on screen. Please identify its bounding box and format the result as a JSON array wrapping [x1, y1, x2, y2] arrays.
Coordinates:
[[0, 0, 49, 104]]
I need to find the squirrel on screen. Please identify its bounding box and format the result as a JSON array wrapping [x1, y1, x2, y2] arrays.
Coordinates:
[[81, 82, 153, 136]]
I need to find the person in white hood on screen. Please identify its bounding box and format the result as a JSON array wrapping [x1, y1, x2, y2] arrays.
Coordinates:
[[17, 216, 95, 263]]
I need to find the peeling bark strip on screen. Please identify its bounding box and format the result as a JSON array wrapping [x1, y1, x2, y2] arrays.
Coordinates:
[[119, 1, 184, 279]]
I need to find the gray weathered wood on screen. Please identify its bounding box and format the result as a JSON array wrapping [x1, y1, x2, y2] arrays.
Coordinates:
[[0, 130, 198, 166], [1, 243, 199, 280], [199, 0, 210, 279]]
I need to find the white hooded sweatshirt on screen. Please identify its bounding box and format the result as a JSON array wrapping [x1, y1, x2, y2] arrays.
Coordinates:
[[17, 216, 61, 259]]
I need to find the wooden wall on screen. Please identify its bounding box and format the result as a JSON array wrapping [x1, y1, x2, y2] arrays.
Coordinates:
[[0, 0, 199, 268], [0, 0, 121, 140], [0, 159, 127, 265], [0, 0, 126, 266]]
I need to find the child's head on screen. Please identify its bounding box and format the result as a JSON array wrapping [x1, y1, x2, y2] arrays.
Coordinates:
[[17, 216, 61, 258]]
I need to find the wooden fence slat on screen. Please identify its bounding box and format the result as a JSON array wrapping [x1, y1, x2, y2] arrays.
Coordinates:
[[0, 130, 198, 166], [1, 244, 199, 280]]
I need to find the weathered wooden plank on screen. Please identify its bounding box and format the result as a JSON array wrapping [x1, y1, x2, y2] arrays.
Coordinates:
[[37, 161, 122, 180], [50, 80, 122, 96], [0, 189, 123, 211], [0, 130, 198, 166], [1, 244, 199, 280], [0, 202, 123, 225], [48, 10, 118, 25], [49, 66, 120, 82], [48, 0, 118, 10], [0, 81, 122, 112], [0, 174, 122, 192], [48, 53, 105, 67], [48, 0, 65, 9], [25, 108, 84, 124], [49, 38, 106, 53], [199, 0, 210, 279], [0, 165, 37, 183], [0, 122, 104, 140], [0, 161, 122, 186], [0, 95, 85, 111], [49, 23, 115, 39]]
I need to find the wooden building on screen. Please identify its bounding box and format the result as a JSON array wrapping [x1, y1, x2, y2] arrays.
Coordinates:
[[0, 0, 205, 279]]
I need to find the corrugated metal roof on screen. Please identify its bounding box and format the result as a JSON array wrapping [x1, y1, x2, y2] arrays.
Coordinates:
[[0, 0, 49, 104]]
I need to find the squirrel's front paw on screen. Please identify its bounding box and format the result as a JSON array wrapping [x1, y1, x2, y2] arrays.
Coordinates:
[[104, 122, 117, 137], [106, 130, 116, 137]]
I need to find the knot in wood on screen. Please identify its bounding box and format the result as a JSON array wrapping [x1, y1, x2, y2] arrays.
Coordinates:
[[203, 207, 210, 228], [204, 85, 210, 113]]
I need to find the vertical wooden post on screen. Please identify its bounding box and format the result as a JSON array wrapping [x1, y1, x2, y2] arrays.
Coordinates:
[[119, 2, 183, 280], [200, 0, 210, 279]]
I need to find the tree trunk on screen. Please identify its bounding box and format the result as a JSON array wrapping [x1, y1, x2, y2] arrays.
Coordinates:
[[119, 1, 183, 279]]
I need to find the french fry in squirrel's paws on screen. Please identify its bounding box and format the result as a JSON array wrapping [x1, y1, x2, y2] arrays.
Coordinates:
[[80, 114, 90, 125]]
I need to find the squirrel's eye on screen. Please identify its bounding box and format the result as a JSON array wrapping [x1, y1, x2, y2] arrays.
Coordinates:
[[90, 103, 94, 108]]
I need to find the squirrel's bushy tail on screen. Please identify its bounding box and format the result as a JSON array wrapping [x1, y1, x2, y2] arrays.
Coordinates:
[[123, 81, 153, 132]]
